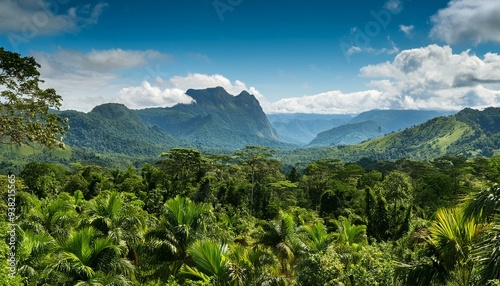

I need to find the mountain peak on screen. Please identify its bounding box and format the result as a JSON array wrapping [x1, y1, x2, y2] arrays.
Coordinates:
[[185, 86, 232, 105], [90, 103, 134, 119]]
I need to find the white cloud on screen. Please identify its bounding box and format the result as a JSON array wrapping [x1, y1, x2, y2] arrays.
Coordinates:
[[0, 0, 107, 36], [359, 44, 500, 110], [430, 0, 500, 44], [116, 82, 193, 109], [384, 0, 402, 13], [347, 39, 399, 56], [33, 47, 169, 111], [268, 90, 387, 114], [268, 45, 500, 114], [399, 25, 414, 36], [30, 45, 500, 114]]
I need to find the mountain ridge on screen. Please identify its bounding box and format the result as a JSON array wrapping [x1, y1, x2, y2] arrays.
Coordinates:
[[307, 109, 455, 146]]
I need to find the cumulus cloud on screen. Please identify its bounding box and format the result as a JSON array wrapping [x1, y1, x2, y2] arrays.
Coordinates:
[[33, 47, 169, 111], [359, 44, 500, 110], [116, 82, 193, 109], [430, 0, 500, 44], [384, 0, 403, 13], [399, 25, 414, 37], [0, 0, 107, 36], [268, 45, 500, 113], [115, 73, 272, 110], [268, 90, 386, 114], [346, 38, 399, 56]]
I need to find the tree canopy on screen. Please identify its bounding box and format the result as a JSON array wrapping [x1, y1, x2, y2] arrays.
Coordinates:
[[0, 47, 68, 149]]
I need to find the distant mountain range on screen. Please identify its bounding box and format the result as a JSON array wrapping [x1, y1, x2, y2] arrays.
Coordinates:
[[267, 113, 353, 145], [51, 87, 500, 164], [306, 109, 455, 147], [282, 107, 500, 163]]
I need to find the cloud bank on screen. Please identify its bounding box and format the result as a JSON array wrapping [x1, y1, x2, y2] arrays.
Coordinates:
[[34, 47, 170, 111], [430, 0, 500, 44], [0, 0, 107, 35], [34, 45, 500, 114]]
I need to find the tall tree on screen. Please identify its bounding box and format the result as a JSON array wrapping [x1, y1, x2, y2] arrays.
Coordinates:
[[234, 146, 275, 214], [0, 47, 68, 148]]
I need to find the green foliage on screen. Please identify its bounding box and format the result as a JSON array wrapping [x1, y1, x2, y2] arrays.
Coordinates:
[[0, 47, 68, 149], [7, 146, 500, 285]]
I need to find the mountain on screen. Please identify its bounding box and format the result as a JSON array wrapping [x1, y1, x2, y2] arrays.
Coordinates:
[[135, 87, 282, 149], [349, 109, 455, 132], [281, 107, 500, 164], [308, 120, 385, 146], [56, 103, 181, 156], [308, 109, 454, 146], [267, 113, 354, 145], [54, 87, 287, 155]]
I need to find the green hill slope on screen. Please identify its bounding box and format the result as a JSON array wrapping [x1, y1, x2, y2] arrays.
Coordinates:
[[308, 120, 385, 146], [281, 107, 500, 164], [57, 103, 181, 156], [268, 113, 354, 145]]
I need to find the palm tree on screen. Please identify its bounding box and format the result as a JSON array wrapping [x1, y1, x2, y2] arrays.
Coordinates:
[[298, 221, 333, 253], [17, 228, 54, 285], [332, 217, 367, 248], [180, 240, 231, 285], [86, 191, 147, 245], [85, 190, 149, 273], [260, 211, 300, 277], [26, 194, 79, 237], [463, 185, 500, 223], [228, 244, 281, 286], [398, 207, 481, 286], [473, 215, 500, 285], [145, 195, 211, 277], [463, 185, 500, 284], [50, 226, 134, 285], [181, 240, 283, 286]]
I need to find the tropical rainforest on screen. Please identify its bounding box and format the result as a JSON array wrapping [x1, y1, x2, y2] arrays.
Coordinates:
[[1, 146, 500, 285]]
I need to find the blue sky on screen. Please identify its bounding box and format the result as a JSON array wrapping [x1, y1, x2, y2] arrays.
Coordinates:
[[1, 0, 500, 113]]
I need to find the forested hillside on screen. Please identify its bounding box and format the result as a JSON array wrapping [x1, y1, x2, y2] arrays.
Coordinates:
[[2, 146, 500, 285], [308, 120, 384, 146], [283, 107, 500, 164], [56, 104, 183, 156]]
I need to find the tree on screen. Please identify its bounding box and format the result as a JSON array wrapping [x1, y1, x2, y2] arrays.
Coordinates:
[[234, 146, 275, 214], [463, 185, 500, 223], [159, 148, 206, 197], [0, 47, 68, 149], [332, 217, 367, 248], [145, 196, 211, 278], [398, 208, 481, 286], [180, 240, 231, 285], [86, 190, 148, 266], [260, 211, 299, 276], [299, 221, 333, 253], [473, 215, 500, 285], [50, 227, 134, 285]]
